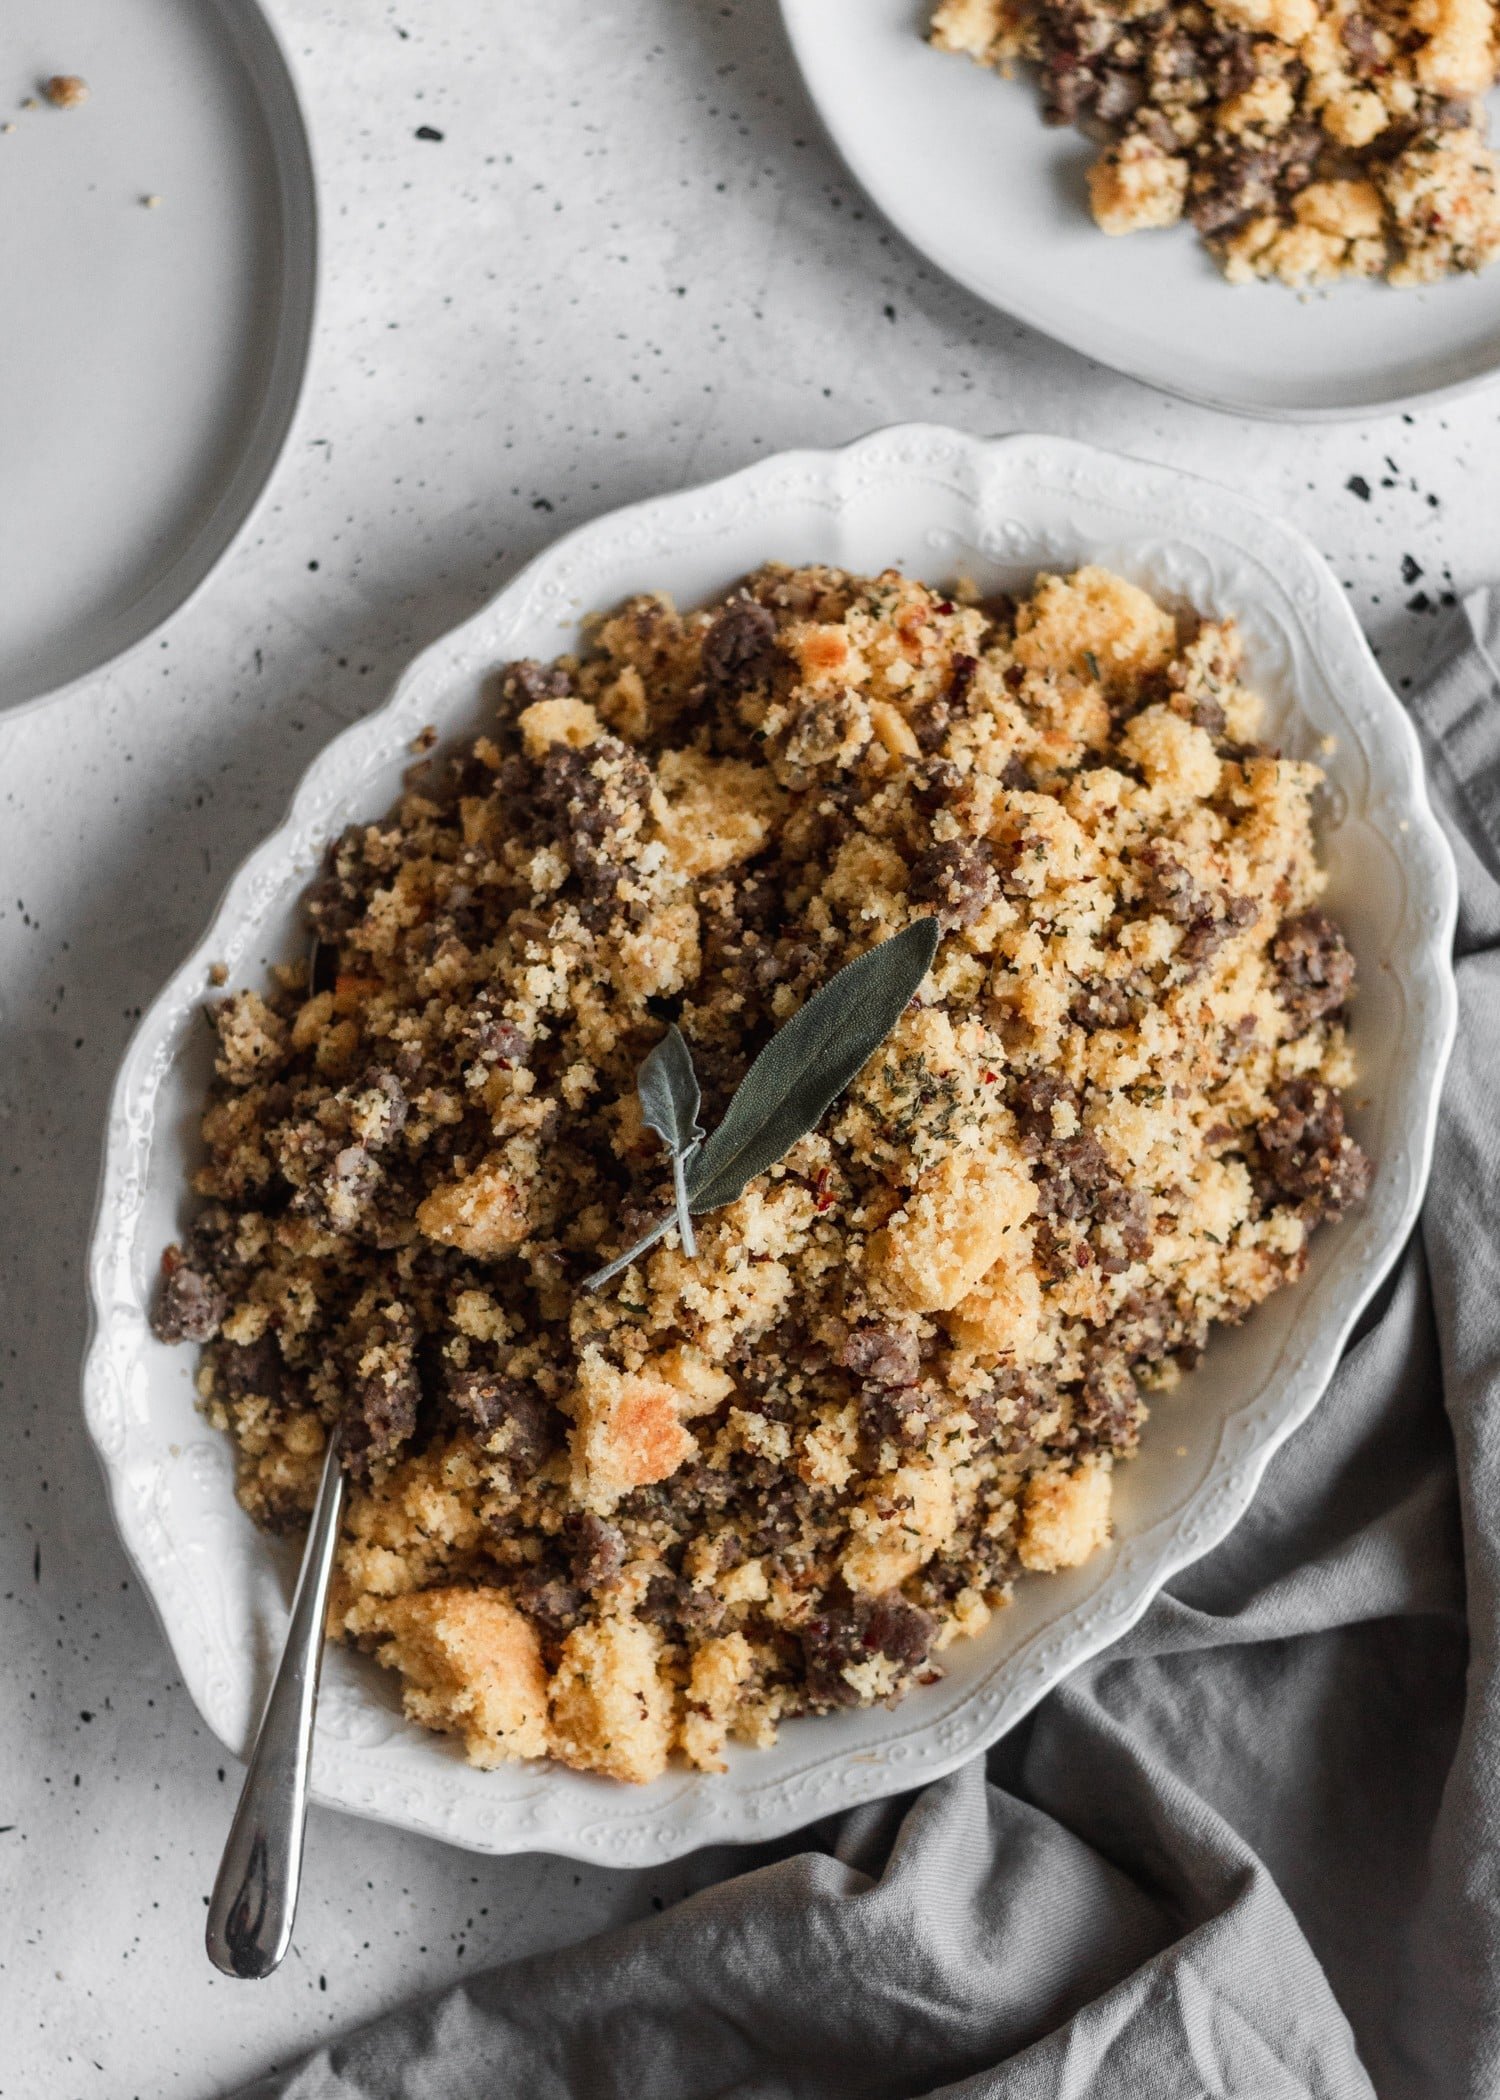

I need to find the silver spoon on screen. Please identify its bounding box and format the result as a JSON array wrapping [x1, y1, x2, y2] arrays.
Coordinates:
[[206, 1420, 345, 1977], [206, 932, 347, 1980]]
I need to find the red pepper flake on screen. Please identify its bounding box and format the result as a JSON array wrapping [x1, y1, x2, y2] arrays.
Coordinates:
[[935, 599, 955, 616], [813, 1167, 836, 1212], [1075, 1242, 1092, 1267], [981, 1070, 998, 1084]]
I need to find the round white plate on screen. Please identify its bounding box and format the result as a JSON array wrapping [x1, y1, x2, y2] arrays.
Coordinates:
[[0, 0, 316, 712], [86, 427, 1456, 1862], [781, 0, 1500, 420]]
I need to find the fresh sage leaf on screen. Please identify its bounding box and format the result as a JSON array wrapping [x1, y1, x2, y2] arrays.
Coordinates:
[[583, 916, 941, 1292], [686, 915, 940, 1214], [636, 1024, 704, 1258], [583, 1025, 704, 1288]]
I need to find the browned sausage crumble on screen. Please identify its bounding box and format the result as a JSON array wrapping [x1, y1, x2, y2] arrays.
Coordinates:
[[152, 563, 1368, 1781], [930, 0, 1500, 285]]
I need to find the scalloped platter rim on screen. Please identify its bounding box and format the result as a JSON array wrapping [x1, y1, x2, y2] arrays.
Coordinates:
[[84, 427, 1458, 1862]]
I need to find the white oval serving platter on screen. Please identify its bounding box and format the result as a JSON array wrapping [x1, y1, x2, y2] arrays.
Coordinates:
[[85, 427, 1456, 1862], [0, 0, 317, 712], [780, 0, 1500, 420]]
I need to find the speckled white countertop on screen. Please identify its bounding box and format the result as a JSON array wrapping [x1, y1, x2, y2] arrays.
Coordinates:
[[2, 3, 1497, 2094]]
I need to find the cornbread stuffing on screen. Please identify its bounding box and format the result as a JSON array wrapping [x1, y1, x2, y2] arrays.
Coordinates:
[[931, 0, 1500, 284], [153, 562, 1369, 1782]]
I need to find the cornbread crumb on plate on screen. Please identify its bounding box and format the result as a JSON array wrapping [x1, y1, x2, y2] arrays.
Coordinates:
[[930, 0, 1500, 286], [42, 74, 90, 109], [152, 561, 1369, 1782]]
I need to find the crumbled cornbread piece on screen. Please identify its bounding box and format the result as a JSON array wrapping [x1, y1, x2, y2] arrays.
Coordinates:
[[1017, 1458, 1114, 1570], [652, 748, 787, 877], [355, 1588, 550, 1766], [1382, 126, 1500, 280], [843, 1465, 958, 1592], [213, 989, 287, 1087], [1088, 132, 1192, 233], [931, 0, 1017, 55], [679, 1630, 758, 1771], [154, 563, 1368, 1780], [1221, 177, 1390, 281], [42, 74, 89, 109], [416, 1148, 536, 1257], [569, 1351, 699, 1511], [518, 695, 605, 758], [549, 1615, 674, 1783], [872, 1149, 1036, 1312], [1211, 0, 1320, 42], [1412, 0, 1495, 91], [931, 0, 1500, 287]]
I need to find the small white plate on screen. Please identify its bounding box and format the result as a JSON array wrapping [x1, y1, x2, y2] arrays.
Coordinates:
[[0, 0, 316, 712], [781, 0, 1500, 420], [86, 428, 1456, 1862]]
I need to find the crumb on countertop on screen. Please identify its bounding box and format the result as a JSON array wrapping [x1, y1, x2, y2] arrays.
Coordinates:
[[43, 74, 89, 109]]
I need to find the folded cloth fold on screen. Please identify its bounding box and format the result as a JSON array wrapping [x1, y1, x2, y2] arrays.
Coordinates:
[[232, 593, 1500, 2100]]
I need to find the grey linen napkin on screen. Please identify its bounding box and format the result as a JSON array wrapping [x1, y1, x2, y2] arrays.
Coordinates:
[[232, 592, 1500, 2100]]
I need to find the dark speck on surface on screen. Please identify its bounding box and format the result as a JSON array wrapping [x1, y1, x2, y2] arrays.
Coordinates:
[[1401, 554, 1423, 585], [415, 125, 444, 142], [1407, 591, 1433, 613], [1346, 475, 1371, 501]]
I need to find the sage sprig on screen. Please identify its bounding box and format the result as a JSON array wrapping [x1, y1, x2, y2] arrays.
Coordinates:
[[583, 915, 941, 1291], [636, 1024, 704, 1258]]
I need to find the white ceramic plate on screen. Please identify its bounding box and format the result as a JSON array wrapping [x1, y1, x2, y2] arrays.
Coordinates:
[[85, 427, 1456, 1863], [0, 0, 316, 712], [781, 0, 1500, 419]]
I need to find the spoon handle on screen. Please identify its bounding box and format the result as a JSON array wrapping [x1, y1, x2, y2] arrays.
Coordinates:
[[206, 1424, 345, 1979]]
